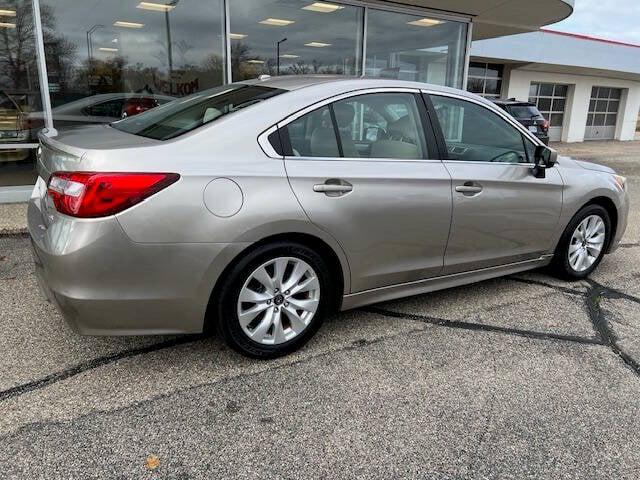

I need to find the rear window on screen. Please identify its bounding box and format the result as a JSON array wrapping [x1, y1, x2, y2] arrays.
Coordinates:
[[111, 85, 285, 140], [508, 105, 541, 118]]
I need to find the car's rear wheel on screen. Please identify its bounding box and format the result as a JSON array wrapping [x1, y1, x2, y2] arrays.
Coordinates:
[[216, 242, 332, 358], [551, 204, 611, 280]]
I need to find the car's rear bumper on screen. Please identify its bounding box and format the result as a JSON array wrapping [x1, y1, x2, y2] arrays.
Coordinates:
[[28, 189, 248, 335]]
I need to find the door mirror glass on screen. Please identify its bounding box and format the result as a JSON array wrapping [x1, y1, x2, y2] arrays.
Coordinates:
[[534, 145, 557, 167]]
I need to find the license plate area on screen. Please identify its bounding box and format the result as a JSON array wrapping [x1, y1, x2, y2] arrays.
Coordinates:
[[528, 126, 538, 133]]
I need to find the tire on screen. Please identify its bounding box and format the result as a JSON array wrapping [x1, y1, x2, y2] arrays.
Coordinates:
[[215, 242, 334, 359], [551, 204, 611, 280]]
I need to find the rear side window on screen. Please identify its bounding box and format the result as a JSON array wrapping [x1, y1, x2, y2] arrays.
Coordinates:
[[112, 85, 285, 140], [508, 105, 541, 118], [285, 106, 340, 158], [282, 92, 428, 160], [84, 99, 125, 118]]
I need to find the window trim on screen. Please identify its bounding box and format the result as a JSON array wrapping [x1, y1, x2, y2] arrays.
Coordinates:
[[422, 89, 547, 166], [259, 87, 442, 163]]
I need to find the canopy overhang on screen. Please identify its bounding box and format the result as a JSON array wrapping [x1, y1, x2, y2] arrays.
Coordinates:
[[374, 0, 575, 39]]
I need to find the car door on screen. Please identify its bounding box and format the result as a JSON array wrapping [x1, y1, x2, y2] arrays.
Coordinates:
[[425, 92, 564, 275], [280, 89, 452, 293]]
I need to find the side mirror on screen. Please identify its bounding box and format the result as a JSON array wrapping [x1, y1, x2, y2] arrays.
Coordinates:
[[532, 145, 558, 178]]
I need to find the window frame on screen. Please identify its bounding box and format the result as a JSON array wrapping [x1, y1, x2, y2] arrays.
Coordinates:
[[261, 87, 441, 162], [421, 90, 546, 166]]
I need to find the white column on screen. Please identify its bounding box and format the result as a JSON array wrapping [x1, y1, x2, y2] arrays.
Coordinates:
[[616, 87, 640, 141], [563, 83, 590, 143]]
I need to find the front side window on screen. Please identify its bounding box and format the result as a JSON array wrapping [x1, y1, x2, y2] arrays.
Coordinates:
[[112, 85, 284, 140], [284, 92, 428, 160], [430, 95, 529, 164]]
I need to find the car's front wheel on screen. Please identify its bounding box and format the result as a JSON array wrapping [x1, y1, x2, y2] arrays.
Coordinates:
[[552, 204, 611, 280], [215, 242, 332, 358]]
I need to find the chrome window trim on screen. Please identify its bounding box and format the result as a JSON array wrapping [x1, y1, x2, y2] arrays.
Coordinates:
[[422, 89, 549, 166], [258, 87, 440, 162], [0, 144, 39, 150], [258, 125, 281, 158]]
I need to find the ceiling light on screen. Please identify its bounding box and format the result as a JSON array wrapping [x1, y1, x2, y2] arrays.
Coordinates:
[[0, 22, 15, 28], [302, 2, 344, 13], [280, 54, 299, 58], [114, 21, 145, 28], [259, 18, 295, 26], [0, 9, 16, 16], [229, 33, 247, 40], [246, 59, 265, 64], [305, 42, 331, 48], [99, 47, 119, 52], [407, 18, 444, 27], [136, 2, 175, 12]]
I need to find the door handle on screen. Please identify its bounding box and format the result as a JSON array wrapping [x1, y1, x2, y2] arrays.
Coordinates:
[[455, 183, 483, 195], [313, 180, 353, 196]]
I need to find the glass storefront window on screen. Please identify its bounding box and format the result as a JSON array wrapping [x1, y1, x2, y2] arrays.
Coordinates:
[[365, 9, 466, 88], [0, 0, 41, 187], [0, 0, 472, 195], [229, 0, 363, 81], [40, 0, 226, 132]]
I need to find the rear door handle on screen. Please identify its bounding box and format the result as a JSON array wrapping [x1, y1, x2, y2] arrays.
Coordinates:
[[455, 183, 483, 195], [313, 184, 353, 193], [313, 180, 353, 196]]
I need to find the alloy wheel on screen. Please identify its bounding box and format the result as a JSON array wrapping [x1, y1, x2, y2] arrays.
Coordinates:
[[237, 257, 320, 345], [568, 215, 606, 272]]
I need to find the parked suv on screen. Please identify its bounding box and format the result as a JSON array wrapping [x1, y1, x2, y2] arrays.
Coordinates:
[[492, 99, 549, 145]]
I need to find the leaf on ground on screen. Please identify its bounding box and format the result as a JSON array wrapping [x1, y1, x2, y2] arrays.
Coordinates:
[[145, 455, 160, 471]]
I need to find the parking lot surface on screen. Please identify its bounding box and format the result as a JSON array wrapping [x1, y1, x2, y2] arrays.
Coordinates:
[[1, 140, 640, 479]]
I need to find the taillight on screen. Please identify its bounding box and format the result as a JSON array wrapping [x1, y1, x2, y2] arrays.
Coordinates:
[[47, 172, 179, 218], [542, 119, 549, 132]]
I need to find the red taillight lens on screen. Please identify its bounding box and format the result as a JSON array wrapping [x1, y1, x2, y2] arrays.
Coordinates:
[[47, 172, 179, 218], [542, 120, 550, 131]]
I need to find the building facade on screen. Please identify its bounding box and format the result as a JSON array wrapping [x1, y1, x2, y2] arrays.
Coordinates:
[[0, 0, 574, 202], [470, 29, 640, 143]]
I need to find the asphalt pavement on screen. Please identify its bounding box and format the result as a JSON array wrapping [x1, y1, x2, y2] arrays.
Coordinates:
[[1, 140, 640, 479]]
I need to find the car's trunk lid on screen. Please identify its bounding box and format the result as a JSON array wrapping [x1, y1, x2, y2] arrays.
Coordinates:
[[37, 124, 160, 182]]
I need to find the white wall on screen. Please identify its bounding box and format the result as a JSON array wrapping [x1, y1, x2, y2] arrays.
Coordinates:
[[504, 68, 640, 142]]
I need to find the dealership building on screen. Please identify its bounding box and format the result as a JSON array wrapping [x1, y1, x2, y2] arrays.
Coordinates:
[[2, 0, 635, 203], [470, 29, 640, 143]]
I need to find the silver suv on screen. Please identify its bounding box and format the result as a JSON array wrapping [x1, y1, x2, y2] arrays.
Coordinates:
[[28, 76, 629, 358]]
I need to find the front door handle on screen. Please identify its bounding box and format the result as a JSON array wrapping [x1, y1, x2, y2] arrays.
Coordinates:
[[313, 180, 353, 196], [455, 183, 483, 195]]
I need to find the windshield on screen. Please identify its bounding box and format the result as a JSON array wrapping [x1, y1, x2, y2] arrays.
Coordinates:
[[111, 84, 285, 140], [508, 105, 541, 119]]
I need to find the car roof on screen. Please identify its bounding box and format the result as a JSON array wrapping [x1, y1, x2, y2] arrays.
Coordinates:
[[492, 99, 537, 106], [240, 74, 490, 103]]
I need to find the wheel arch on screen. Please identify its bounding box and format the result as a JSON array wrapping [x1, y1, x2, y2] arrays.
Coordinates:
[[203, 232, 347, 332], [583, 196, 618, 253]]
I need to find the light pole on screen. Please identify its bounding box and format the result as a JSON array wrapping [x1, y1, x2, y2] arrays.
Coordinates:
[[165, 0, 180, 90], [276, 38, 287, 76], [86, 24, 104, 91]]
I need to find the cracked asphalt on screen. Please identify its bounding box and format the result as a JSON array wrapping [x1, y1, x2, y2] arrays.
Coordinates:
[[1, 141, 640, 479]]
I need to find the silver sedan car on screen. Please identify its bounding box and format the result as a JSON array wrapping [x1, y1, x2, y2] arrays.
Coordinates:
[[28, 76, 629, 358]]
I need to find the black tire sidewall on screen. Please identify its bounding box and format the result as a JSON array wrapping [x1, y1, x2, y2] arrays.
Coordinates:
[[216, 242, 333, 359], [553, 205, 611, 280]]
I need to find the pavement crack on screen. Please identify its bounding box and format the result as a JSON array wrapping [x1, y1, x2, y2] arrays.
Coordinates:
[[363, 307, 604, 346], [0, 336, 204, 403], [510, 276, 586, 296], [584, 279, 640, 378], [0, 326, 427, 437]]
